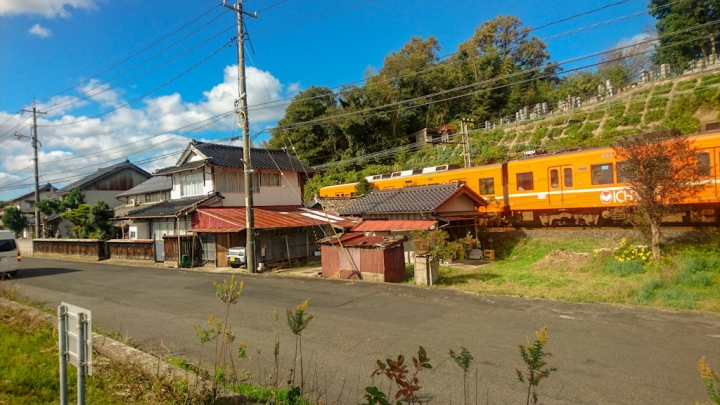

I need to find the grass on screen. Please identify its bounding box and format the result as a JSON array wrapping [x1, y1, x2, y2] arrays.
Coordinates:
[[0, 304, 210, 405], [433, 238, 720, 311]]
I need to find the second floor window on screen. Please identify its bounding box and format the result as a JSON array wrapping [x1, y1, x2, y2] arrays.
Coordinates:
[[181, 172, 204, 196]]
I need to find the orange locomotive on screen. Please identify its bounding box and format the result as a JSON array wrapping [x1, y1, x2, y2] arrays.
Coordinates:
[[319, 131, 720, 226]]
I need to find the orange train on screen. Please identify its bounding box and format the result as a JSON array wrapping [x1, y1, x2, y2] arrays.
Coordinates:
[[319, 131, 720, 226]]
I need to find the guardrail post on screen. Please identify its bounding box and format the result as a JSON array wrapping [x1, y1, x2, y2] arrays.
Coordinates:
[[58, 305, 67, 405]]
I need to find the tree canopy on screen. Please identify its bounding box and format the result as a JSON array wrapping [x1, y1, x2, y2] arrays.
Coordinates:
[[1, 206, 28, 237], [650, 0, 720, 68]]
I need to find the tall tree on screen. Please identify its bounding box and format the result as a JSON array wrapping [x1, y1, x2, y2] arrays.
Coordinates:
[[649, 0, 720, 68], [35, 199, 64, 238], [613, 130, 709, 260], [62, 188, 86, 211]]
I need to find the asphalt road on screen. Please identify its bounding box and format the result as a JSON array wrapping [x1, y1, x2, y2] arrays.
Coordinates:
[[7, 257, 720, 404]]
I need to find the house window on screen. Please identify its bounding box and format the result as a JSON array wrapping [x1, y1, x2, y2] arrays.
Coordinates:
[[516, 172, 534, 191], [591, 163, 614, 185], [698, 152, 711, 177], [479, 178, 495, 195], [180, 171, 204, 196], [261, 172, 280, 186], [215, 170, 243, 193], [563, 168, 573, 187]]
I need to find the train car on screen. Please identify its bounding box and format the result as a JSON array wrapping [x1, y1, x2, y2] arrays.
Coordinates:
[[319, 131, 720, 226]]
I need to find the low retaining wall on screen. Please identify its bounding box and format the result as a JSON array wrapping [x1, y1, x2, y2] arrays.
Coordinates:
[[33, 239, 108, 260], [16, 239, 33, 255], [107, 239, 154, 261]]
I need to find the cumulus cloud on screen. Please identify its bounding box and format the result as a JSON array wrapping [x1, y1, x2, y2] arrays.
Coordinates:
[[0, 0, 97, 18], [0, 64, 292, 200], [29, 24, 52, 38]]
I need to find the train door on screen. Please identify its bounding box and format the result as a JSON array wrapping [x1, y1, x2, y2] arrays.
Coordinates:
[[697, 149, 717, 198], [547, 165, 576, 205]]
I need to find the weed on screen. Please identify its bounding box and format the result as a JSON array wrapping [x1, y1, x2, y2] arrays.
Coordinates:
[[287, 300, 313, 396], [636, 278, 667, 303], [449, 347, 474, 405], [676, 79, 697, 91], [516, 327, 556, 405], [702, 73, 720, 86], [604, 259, 645, 276], [628, 101, 646, 113], [645, 109, 664, 123], [587, 109, 606, 121], [367, 346, 432, 405], [698, 355, 720, 404], [675, 267, 713, 288], [648, 97, 669, 109]]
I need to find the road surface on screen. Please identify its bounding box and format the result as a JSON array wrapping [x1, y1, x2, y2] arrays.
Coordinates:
[[7, 257, 720, 404]]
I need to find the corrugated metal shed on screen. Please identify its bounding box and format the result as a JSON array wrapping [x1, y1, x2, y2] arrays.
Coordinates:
[[191, 206, 355, 232], [317, 232, 407, 282], [316, 232, 407, 248], [351, 220, 437, 232]]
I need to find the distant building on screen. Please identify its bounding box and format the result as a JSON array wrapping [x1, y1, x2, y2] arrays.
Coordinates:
[[0, 183, 57, 238]]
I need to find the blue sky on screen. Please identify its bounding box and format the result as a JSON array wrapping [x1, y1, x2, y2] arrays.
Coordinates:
[[0, 0, 655, 200]]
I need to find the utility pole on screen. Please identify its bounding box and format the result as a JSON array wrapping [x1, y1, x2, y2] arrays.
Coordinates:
[[20, 99, 46, 239], [223, 0, 258, 273], [461, 118, 474, 168]]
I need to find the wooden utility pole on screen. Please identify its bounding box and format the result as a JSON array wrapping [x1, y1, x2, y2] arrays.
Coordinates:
[[223, 0, 258, 273], [461, 118, 474, 168], [20, 99, 46, 239]]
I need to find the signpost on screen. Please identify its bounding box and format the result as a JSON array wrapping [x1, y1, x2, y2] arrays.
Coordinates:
[[58, 303, 92, 405]]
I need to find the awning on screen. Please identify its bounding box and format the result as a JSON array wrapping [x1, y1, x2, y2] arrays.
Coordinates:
[[190, 206, 355, 233]]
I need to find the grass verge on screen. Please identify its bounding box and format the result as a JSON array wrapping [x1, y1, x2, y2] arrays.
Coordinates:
[[434, 238, 720, 311]]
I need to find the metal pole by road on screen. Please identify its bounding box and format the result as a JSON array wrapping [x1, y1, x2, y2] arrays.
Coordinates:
[[77, 313, 86, 405], [58, 305, 68, 405]]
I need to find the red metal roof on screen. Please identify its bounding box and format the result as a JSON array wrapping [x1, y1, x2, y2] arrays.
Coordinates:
[[317, 232, 407, 248], [191, 206, 355, 232], [351, 220, 437, 232]]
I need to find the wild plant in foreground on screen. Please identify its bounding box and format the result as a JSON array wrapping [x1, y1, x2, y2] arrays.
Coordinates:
[[272, 310, 281, 405], [213, 275, 245, 384], [516, 326, 557, 405], [287, 300, 313, 401], [698, 355, 720, 404], [365, 346, 432, 405], [449, 347, 473, 405]]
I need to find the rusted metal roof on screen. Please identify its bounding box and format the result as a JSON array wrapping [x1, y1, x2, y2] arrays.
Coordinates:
[[191, 206, 355, 232], [351, 220, 437, 232], [317, 232, 407, 248]]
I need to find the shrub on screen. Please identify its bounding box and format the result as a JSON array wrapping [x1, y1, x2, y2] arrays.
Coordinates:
[[512, 143, 528, 152], [588, 109, 605, 121], [563, 123, 582, 138], [517, 131, 532, 142], [569, 112, 587, 122], [628, 101, 646, 113], [648, 97, 669, 109], [604, 259, 646, 276], [701, 73, 720, 86], [644, 109, 664, 123], [603, 118, 621, 130], [676, 79, 697, 91], [486, 128, 505, 142], [660, 112, 701, 135], [551, 116, 568, 126], [622, 113, 642, 126], [636, 278, 667, 303]]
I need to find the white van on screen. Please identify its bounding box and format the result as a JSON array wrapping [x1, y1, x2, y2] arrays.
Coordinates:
[[0, 230, 21, 278]]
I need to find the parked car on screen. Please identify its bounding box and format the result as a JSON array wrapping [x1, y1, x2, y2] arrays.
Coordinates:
[[0, 230, 21, 279], [227, 246, 246, 269]]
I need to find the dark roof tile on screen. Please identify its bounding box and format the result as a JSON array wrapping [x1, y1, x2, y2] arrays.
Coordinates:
[[116, 176, 172, 198], [56, 160, 150, 193], [123, 194, 218, 218], [340, 183, 486, 215]]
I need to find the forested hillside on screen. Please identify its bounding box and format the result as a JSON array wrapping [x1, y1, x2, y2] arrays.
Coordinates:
[[263, 1, 720, 201]]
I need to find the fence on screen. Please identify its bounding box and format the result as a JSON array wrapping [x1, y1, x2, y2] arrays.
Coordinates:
[[33, 239, 108, 260], [107, 239, 154, 261], [163, 235, 203, 267]]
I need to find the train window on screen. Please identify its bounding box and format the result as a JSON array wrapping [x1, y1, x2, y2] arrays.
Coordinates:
[[451, 179, 467, 186], [516, 172, 534, 191], [698, 152, 711, 176], [564, 168, 573, 187], [479, 178, 495, 194], [549, 169, 559, 189], [591, 163, 614, 185], [616, 162, 630, 183]]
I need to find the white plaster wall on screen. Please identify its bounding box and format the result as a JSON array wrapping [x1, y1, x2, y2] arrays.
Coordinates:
[[129, 222, 149, 239]]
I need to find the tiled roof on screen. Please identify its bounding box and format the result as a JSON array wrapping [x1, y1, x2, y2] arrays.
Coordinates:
[[351, 220, 437, 232], [123, 194, 219, 218], [116, 176, 172, 198], [56, 160, 151, 193], [11, 183, 56, 202], [316, 232, 407, 248], [155, 141, 314, 174], [313, 197, 361, 215], [340, 183, 487, 215], [191, 206, 355, 232]]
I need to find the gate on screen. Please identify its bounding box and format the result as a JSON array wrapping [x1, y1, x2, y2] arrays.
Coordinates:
[[154, 240, 165, 262]]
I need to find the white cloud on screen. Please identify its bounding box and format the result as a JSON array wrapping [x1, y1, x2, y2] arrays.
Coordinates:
[[0, 64, 292, 200], [0, 0, 97, 18], [29, 24, 52, 38]]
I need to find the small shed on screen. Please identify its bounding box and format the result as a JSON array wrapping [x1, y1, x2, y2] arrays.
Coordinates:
[[317, 233, 407, 283]]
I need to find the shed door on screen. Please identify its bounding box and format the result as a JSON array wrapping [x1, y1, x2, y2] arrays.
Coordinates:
[[216, 233, 229, 267], [154, 240, 164, 262], [548, 166, 575, 206]]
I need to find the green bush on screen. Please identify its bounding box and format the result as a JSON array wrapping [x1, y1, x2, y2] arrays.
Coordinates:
[[603, 118, 621, 130], [517, 131, 532, 142], [531, 127, 548, 141], [512, 143, 527, 152], [587, 109, 606, 121], [701, 73, 720, 85], [644, 109, 664, 123], [676, 79, 697, 91], [570, 112, 587, 122], [551, 117, 567, 126], [502, 130, 517, 142], [636, 278, 667, 303], [563, 123, 582, 138], [628, 101, 646, 113], [647, 97, 669, 109], [486, 128, 505, 142], [660, 112, 701, 135], [604, 259, 646, 276]]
